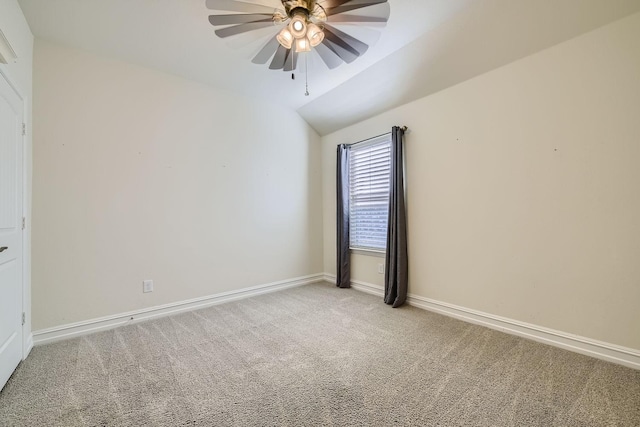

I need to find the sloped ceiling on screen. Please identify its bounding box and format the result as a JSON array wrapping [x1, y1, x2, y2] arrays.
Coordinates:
[[18, 0, 640, 135]]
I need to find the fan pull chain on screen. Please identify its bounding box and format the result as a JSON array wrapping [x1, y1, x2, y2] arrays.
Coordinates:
[[305, 53, 310, 97], [291, 48, 295, 80]]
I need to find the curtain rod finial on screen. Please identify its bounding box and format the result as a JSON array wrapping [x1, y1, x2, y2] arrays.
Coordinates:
[[401, 126, 408, 132]]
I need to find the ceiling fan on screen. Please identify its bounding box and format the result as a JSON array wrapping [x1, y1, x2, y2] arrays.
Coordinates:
[[205, 0, 390, 72]]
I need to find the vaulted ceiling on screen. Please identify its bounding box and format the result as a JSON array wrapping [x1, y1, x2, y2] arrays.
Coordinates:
[[18, 0, 640, 135]]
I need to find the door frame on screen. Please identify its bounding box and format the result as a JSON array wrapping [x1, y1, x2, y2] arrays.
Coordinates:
[[0, 65, 31, 360]]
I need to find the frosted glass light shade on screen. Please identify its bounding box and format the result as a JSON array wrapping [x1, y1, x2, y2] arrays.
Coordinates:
[[307, 23, 324, 47], [277, 27, 293, 49], [295, 37, 311, 53], [289, 13, 307, 39]]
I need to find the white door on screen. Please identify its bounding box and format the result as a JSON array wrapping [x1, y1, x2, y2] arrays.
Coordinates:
[[0, 71, 24, 391]]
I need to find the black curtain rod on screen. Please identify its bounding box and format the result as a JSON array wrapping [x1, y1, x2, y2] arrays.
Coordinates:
[[346, 126, 408, 147]]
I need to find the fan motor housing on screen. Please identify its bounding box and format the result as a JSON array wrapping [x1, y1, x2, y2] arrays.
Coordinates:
[[282, 0, 317, 16]]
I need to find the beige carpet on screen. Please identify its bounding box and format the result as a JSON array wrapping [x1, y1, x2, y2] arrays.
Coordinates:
[[1, 282, 639, 426]]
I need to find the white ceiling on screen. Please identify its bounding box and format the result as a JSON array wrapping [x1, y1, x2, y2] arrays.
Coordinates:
[[17, 0, 640, 135]]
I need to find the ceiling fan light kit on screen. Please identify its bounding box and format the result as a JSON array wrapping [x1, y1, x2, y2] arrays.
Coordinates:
[[281, 1, 325, 53], [206, 0, 390, 72]]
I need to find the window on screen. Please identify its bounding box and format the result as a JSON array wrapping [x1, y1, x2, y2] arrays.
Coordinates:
[[349, 134, 391, 251]]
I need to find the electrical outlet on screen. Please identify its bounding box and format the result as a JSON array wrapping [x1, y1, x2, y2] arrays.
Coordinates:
[[143, 280, 154, 293], [378, 264, 384, 274]]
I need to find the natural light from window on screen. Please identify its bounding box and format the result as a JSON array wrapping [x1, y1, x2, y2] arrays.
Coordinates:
[[349, 134, 391, 251]]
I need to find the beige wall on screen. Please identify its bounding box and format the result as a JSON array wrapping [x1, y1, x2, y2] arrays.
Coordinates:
[[0, 0, 34, 344], [32, 40, 323, 330], [322, 13, 640, 350]]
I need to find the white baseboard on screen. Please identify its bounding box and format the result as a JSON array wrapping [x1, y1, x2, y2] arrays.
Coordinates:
[[23, 333, 33, 359], [323, 274, 640, 370], [33, 274, 324, 346]]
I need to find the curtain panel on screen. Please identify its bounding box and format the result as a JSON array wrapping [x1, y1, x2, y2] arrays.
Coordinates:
[[384, 126, 408, 307], [336, 144, 351, 288]]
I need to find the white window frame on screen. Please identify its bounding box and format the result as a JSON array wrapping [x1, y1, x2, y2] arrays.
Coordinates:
[[348, 134, 391, 253]]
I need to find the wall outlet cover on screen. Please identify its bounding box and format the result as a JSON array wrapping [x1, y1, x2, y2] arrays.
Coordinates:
[[143, 280, 154, 293]]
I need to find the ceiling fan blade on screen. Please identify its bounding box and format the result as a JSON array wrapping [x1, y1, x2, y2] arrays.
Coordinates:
[[322, 39, 358, 63], [283, 50, 299, 71], [205, 0, 277, 14], [323, 24, 369, 57], [215, 21, 275, 38], [221, 25, 276, 49], [320, 0, 385, 8], [252, 36, 280, 64], [327, 14, 388, 23], [209, 14, 274, 26], [269, 45, 289, 69], [326, 0, 388, 16], [318, 0, 352, 8], [314, 43, 344, 69]]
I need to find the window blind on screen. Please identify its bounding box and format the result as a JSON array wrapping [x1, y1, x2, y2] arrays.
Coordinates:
[[349, 135, 391, 251]]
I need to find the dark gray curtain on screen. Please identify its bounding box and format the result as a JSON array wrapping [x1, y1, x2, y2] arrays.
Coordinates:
[[384, 127, 408, 307], [336, 144, 351, 288]]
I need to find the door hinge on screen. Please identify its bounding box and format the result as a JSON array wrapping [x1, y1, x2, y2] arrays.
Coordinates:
[[22, 217, 25, 230], [22, 123, 26, 136], [22, 312, 25, 325]]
